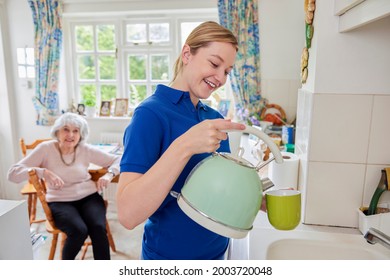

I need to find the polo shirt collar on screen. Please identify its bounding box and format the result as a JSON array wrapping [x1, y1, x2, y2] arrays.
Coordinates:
[[156, 84, 188, 104], [197, 100, 208, 111], [155, 84, 208, 111]]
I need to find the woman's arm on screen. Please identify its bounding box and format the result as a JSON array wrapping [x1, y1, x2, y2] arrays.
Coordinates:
[[7, 145, 47, 183], [117, 119, 245, 229], [87, 144, 121, 192]]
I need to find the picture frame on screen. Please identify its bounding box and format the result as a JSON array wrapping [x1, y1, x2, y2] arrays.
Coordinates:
[[218, 99, 231, 117], [114, 98, 129, 117], [77, 103, 85, 116], [100, 101, 111, 117]]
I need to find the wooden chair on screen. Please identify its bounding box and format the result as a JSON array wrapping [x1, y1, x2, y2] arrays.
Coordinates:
[[28, 168, 117, 260], [20, 138, 51, 224]]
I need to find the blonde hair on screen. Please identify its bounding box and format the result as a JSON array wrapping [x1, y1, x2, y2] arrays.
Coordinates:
[[172, 21, 238, 83]]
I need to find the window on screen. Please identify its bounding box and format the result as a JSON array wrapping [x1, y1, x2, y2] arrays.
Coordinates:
[[66, 12, 220, 113], [124, 20, 172, 106], [73, 23, 117, 105], [16, 47, 35, 79]]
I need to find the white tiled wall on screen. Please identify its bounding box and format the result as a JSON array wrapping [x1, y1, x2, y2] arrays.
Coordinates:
[[363, 95, 390, 209], [297, 92, 390, 228], [309, 94, 372, 163], [295, 89, 313, 219], [305, 161, 366, 227], [367, 96, 390, 164]]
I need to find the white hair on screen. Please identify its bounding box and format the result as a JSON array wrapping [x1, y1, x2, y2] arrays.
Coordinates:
[[50, 112, 89, 143]]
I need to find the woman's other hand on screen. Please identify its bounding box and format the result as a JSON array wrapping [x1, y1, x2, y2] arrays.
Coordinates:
[[96, 173, 113, 192], [181, 119, 245, 155], [43, 169, 64, 189], [260, 195, 267, 212]]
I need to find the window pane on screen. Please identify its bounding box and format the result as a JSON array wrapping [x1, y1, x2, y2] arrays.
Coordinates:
[[26, 48, 35, 65], [80, 85, 97, 104], [149, 23, 169, 43], [97, 24, 115, 51], [18, 66, 26, 78], [26, 66, 35, 78], [127, 24, 146, 43], [101, 85, 117, 101], [99, 55, 116, 80], [76, 25, 94, 51], [16, 48, 26, 64], [128, 55, 146, 80], [151, 55, 169, 80], [181, 22, 202, 47], [129, 84, 147, 106], [78, 55, 95, 79]]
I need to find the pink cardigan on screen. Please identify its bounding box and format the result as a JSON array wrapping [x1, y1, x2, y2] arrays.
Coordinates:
[[7, 140, 120, 202]]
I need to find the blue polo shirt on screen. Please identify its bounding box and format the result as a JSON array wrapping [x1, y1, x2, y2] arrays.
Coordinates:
[[120, 84, 230, 260]]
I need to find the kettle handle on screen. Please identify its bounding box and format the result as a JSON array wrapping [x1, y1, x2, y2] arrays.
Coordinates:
[[224, 125, 284, 164]]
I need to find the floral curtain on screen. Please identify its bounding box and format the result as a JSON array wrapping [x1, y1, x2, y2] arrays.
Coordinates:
[[218, 0, 263, 124], [28, 0, 63, 126]]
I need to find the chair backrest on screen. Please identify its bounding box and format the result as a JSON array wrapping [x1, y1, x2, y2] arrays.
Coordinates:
[[20, 138, 51, 157], [28, 168, 57, 230]]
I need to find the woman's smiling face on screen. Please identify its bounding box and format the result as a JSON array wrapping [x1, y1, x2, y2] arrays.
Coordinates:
[[183, 41, 237, 103], [57, 124, 81, 150]]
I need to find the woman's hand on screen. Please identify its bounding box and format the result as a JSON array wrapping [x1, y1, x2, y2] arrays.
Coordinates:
[[180, 119, 245, 155], [260, 195, 267, 212], [96, 173, 114, 192], [43, 169, 64, 189]]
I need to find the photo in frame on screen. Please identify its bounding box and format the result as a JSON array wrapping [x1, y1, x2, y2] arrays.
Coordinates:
[[100, 101, 111, 117], [77, 103, 85, 116], [114, 98, 129, 117], [217, 99, 231, 117]]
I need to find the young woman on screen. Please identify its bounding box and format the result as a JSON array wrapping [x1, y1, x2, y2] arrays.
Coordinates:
[[8, 113, 120, 259], [117, 21, 245, 260]]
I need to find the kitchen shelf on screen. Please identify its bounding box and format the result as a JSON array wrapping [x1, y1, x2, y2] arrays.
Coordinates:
[[338, 0, 390, 32]]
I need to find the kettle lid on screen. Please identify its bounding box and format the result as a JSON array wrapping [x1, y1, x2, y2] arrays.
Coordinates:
[[217, 152, 255, 169]]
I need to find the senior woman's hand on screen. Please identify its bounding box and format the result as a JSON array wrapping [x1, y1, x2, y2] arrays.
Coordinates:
[[43, 169, 64, 189], [96, 173, 114, 192]]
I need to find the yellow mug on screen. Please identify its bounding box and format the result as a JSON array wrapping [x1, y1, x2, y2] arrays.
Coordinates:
[[265, 189, 301, 230]]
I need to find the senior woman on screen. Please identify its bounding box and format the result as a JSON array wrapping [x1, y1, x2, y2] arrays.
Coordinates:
[[8, 112, 120, 260]]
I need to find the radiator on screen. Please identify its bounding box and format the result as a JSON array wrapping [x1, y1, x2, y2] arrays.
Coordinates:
[[100, 132, 123, 210], [103, 184, 117, 212]]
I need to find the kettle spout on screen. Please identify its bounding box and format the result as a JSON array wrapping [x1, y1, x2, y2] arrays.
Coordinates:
[[261, 177, 274, 192]]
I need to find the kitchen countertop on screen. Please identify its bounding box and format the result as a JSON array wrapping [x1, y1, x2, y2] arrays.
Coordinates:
[[228, 211, 384, 260]]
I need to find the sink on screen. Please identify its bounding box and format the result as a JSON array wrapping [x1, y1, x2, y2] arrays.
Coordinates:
[[247, 227, 390, 260], [266, 238, 389, 260], [228, 212, 390, 260]]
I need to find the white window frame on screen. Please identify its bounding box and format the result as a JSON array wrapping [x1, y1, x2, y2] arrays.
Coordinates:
[[63, 11, 219, 111], [68, 20, 120, 106]]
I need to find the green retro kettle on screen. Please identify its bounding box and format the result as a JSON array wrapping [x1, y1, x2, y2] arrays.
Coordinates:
[[173, 125, 284, 239]]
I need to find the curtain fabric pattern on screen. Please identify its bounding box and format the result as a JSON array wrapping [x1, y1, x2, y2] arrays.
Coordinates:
[[28, 0, 62, 126], [218, 0, 262, 123]]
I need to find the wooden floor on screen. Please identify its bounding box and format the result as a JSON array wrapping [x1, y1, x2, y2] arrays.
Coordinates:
[[31, 202, 144, 260]]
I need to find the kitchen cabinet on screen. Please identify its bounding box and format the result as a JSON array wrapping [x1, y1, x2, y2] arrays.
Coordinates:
[[336, 0, 390, 32], [334, 0, 365, 15]]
